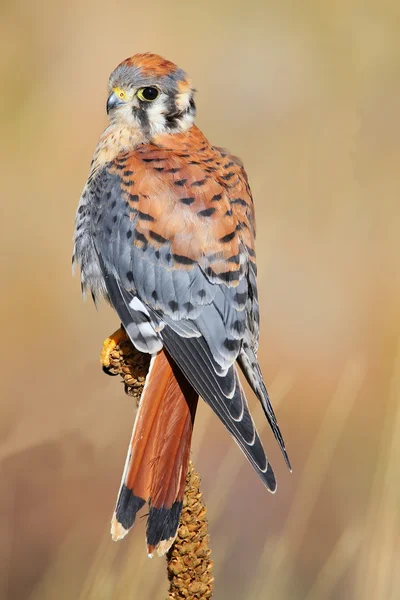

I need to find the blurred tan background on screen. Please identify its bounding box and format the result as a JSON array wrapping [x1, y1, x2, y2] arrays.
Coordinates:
[[1, 0, 399, 598]]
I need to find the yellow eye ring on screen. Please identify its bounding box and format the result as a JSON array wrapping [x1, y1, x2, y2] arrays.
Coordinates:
[[137, 87, 160, 102]]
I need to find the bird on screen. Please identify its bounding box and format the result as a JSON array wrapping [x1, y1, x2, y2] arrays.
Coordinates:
[[73, 52, 290, 557]]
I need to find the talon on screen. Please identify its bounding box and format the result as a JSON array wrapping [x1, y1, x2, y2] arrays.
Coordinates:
[[100, 327, 127, 368], [102, 365, 119, 376]]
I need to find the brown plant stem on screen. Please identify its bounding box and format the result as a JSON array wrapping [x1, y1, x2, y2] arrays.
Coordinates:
[[101, 329, 214, 599], [166, 462, 214, 599]]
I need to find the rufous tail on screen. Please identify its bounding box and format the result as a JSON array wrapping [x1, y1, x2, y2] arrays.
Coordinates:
[[111, 349, 198, 556]]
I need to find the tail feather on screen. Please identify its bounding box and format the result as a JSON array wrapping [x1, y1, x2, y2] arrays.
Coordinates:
[[111, 349, 198, 556]]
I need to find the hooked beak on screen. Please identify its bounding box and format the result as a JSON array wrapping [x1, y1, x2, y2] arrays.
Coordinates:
[[106, 91, 125, 114]]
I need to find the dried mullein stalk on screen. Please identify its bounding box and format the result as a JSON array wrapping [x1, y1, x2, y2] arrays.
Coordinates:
[[166, 461, 214, 599], [101, 328, 214, 598]]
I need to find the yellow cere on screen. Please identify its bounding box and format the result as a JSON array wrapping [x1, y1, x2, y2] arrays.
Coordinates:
[[113, 87, 127, 100]]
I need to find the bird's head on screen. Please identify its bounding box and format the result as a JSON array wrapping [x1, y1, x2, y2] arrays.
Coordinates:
[[106, 53, 196, 137]]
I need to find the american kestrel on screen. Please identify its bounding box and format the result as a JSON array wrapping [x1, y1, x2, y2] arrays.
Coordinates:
[[73, 53, 290, 557]]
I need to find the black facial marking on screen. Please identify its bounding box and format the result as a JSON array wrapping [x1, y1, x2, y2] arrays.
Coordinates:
[[180, 197, 195, 205], [166, 167, 180, 173], [221, 171, 235, 181], [128, 194, 139, 203], [135, 106, 150, 131], [164, 95, 196, 131], [191, 179, 206, 187], [174, 179, 187, 186]]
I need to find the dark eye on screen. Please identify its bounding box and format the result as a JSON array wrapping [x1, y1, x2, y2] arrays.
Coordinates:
[[137, 87, 160, 102]]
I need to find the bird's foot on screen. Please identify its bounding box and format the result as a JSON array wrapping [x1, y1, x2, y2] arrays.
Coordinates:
[[100, 327, 127, 374]]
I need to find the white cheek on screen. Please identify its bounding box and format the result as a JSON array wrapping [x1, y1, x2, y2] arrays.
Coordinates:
[[147, 100, 167, 134], [175, 112, 195, 133], [175, 91, 190, 112], [110, 103, 140, 129]]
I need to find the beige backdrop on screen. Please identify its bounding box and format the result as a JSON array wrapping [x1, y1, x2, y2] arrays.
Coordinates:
[[1, 1, 399, 599]]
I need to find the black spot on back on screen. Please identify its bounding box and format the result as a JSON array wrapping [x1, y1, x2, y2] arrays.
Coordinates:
[[138, 211, 155, 222], [173, 254, 196, 266], [169, 300, 179, 312], [221, 171, 235, 181], [191, 179, 206, 187], [220, 230, 236, 243], [198, 207, 216, 217], [149, 230, 168, 244], [223, 338, 240, 352]]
